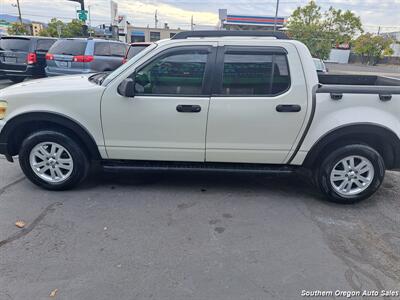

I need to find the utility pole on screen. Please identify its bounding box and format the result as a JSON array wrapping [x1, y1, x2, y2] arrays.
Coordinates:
[[16, 0, 23, 25], [273, 0, 280, 32], [155, 10, 158, 28], [191, 15, 194, 31]]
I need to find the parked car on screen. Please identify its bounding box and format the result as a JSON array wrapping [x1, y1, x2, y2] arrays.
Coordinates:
[[0, 36, 57, 83], [313, 58, 328, 73], [45, 38, 127, 76], [123, 42, 152, 63], [1, 31, 400, 204]]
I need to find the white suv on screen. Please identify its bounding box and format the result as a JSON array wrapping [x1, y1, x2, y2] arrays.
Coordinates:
[[1, 31, 400, 204]]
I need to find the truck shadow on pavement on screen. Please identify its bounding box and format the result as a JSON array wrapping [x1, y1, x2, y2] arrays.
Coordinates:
[[81, 170, 400, 293], [86, 171, 319, 199]]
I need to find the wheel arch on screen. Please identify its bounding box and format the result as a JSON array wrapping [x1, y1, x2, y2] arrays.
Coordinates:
[[0, 112, 102, 160], [302, 123, 400, 170]]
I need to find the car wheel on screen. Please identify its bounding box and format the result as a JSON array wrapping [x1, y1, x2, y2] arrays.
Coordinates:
[[9, 77, 25, 83], [315, 144, 385, 204], [19, 131, 89, 190]]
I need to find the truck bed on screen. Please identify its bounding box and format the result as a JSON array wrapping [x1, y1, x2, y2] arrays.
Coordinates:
[[318, 74, 400, 86]]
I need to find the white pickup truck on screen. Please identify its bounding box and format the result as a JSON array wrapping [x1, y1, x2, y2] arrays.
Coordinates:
[[1, 31, 399, 204]]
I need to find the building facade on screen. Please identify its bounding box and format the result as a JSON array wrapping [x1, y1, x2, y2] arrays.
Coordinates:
[[219, 9, 286, 31], [127, 26, 183, 43], [30, 22, 44, 36]]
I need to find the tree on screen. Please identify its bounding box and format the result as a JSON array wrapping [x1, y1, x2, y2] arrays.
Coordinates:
[[287, 1, 363, 59], [39, 18, 85, 38], [64, 19, 86, 37], [353, 33, 394, 65], [7, 22, 28, 35], [326, 8, 363, 45]]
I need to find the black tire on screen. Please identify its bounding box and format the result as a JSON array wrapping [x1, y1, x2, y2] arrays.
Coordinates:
[[19, 131, 89, 190], [9, 77, 25, 84], [315, 144, 385, 204]]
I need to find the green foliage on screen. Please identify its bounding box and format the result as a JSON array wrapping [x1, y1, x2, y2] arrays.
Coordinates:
[[7, 22, 28, 35], [39, 18, 85, 38], [287, 1, 363, 59], [353, 33, 394, 65]]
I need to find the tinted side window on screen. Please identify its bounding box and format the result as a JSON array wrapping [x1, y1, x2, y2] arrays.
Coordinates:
[[134, 50, 209, 95], [272, 55, 290, 94], [221, 51, 290, 96], [36, 39, 56, 51], [110, 43, 126, 57], [94, 43, 111, 56]]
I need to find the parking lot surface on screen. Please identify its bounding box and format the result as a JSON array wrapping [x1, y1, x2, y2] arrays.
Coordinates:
[[1, 77, 400, 299]]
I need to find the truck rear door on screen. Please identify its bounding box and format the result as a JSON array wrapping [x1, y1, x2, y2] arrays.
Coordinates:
[[206, 43, 309, 164]]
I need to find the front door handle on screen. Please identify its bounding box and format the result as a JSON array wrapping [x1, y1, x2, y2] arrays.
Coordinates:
[[176, 105, 201, 113], [276, 104, 301, 113]]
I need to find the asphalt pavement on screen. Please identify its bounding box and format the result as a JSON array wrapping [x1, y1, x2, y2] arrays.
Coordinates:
[[1, 76, 400, 300]]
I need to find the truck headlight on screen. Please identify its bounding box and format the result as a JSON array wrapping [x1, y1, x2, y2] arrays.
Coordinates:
[[0, 101, 7, 119]]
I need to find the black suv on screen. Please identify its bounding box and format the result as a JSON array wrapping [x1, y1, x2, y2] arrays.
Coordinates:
[[0, 36, 57, 83]]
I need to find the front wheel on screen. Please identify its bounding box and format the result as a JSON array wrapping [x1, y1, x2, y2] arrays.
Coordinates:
[[315, 145, 385, 204], [19, 131, 89, 190]]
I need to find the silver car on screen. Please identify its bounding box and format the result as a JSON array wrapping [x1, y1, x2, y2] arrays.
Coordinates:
[[45, 38, 127, 76]]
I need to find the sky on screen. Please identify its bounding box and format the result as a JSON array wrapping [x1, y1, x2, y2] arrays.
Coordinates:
[[1, 0, 400, 33]]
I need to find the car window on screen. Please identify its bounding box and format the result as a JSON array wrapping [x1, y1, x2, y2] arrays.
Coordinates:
[[134, 49, 209, 95], [94, 42, 111, 56], [36, 39, 56, 52], [49, 40, 87, 55], [0, 38, 30, 52], [221, 51, 290, 96], [110, 43, 126, 57], [126, 45, 148, 60]]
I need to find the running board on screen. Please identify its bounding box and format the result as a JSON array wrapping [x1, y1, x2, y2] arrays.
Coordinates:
[[102, 160, 297, 174]]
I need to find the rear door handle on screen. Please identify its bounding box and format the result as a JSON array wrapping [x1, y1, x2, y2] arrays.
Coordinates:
[[276, 104, 301, 113], [330, 93, 343, 100], [176, 105, 201, 113]]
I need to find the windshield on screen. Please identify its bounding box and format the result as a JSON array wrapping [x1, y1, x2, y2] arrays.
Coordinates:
[[102, 43, 157, 86], [127, 45, 148, 60], [49, 40, 87, 55], [0, 38, 30, 52]]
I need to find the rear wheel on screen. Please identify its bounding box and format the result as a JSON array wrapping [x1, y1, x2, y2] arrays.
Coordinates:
[[315, 144, 385, 204], [19, 131, 89, 190]]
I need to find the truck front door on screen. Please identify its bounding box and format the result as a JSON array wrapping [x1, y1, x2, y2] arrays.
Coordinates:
[[101, 45, 216, 162]]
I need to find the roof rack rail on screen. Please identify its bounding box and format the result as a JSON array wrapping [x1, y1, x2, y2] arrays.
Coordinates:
[[171, 30, 290, 40]]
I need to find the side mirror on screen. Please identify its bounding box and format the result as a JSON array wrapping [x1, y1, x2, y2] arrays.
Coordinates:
[[117, 78, 135, 98]]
